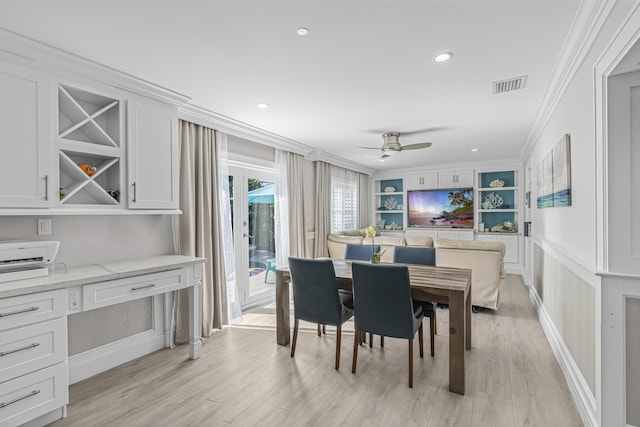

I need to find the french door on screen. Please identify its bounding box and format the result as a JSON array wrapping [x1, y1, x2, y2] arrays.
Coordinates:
[[228, 165, 276, 309]]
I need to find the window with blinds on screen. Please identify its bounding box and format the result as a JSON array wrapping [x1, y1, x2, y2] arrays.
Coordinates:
[[331, 176, 358, 232]]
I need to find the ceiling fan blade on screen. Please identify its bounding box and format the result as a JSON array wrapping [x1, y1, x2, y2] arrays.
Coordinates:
[[400, 126, 450, 136], [358, 146, 382, 150], [401, 142, 432, 150]]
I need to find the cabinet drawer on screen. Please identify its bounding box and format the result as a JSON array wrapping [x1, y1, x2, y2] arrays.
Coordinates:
[[83, 269, 186, 310], [0, 317, 67, 384], [0, 361, 68, 427], [0, 290, 65, 331]]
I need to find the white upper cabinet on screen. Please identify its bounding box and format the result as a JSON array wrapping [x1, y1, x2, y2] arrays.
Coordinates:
[[405, 173, 438, 190], [438, 170, 474, 188], [0, 61, 52, 207], [127, 100, 179, 209]]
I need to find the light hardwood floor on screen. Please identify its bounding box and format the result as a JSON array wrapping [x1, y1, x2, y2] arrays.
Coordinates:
[[51, 275, 583, 426]]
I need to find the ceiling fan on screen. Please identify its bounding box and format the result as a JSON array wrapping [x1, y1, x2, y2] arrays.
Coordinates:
[[359, 132, 432, 159]]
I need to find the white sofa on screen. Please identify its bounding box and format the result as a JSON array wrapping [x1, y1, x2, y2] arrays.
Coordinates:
[[434, 238, 506, 310], [327, 232, 433, 263], [326, 233, 506, 310]]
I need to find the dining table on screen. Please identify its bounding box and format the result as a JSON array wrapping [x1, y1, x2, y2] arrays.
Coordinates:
[[275, 259, 472, 395]]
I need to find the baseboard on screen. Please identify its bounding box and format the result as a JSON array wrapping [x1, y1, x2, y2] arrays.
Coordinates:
[[529, 287, 598, 427], [68, 329, 165, 384]]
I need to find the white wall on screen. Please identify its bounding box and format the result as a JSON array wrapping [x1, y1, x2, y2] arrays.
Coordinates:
[[0, 214, 175, 352], [523, 1, 637, 426]]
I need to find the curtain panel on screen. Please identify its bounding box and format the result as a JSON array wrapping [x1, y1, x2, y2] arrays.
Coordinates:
[[275, 149, 307, 268], [357, 172, 371, 228], [313, 161, 332, 257], [175, 120, 228, 341]]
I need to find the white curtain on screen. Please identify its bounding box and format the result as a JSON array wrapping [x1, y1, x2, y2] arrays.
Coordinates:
[[275, 149, 306, 268], [358, 172, 371, 228], [216, 132, 242, 324], [313, 161, 332, 257]]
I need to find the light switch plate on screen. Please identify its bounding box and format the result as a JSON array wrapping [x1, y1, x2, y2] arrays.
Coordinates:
[[37, 218, 52, 235]]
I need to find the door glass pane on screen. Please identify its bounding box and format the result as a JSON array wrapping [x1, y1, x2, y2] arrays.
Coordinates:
[[246, 177, 275, 300]]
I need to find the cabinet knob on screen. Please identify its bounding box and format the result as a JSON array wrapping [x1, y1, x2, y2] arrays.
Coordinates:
[[131, 182, 137, 202]]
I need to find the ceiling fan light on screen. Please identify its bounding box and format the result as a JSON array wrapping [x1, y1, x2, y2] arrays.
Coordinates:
[[433, 52, 453, 63]]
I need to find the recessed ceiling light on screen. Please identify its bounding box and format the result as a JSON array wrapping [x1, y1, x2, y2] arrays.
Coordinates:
[[256, 103, 269, 109], [471, 148, 479, 152], [297, 27, 309, 36], [433, 52, 453, 63]]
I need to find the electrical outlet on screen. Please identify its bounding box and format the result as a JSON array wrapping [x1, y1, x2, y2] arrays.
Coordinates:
[[69, 288, 79, 310], [37, 218, 52, 236]]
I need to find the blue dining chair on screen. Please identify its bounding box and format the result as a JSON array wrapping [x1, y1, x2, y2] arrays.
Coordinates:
[[288, 257, 354, 370], [393, 246, 438, 356], [344, 243, 380, 261], [351, 262, 425, 388]]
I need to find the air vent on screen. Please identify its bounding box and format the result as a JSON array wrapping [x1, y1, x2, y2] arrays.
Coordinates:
[[492, 76, 527, 94]]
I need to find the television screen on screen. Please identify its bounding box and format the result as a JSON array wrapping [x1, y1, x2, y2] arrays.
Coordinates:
[[407, 188, 474, 228]]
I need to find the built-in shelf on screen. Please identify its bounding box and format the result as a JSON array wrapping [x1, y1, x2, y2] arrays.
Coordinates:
[[56, 84, 123, 208]]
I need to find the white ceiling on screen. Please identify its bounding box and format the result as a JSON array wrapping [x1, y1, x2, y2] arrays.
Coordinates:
[[0, 0, 583, 172]]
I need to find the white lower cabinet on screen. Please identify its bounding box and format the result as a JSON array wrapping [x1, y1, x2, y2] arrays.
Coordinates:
[[0, 290, 67, 427], [476, 234, 519, 264], [405, 229, 474, 241]]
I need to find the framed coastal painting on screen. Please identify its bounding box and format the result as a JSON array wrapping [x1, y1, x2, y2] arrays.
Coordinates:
[[537, 151, 554, 208], [552, 134, 572, 206], [536, 133, 572, 209]]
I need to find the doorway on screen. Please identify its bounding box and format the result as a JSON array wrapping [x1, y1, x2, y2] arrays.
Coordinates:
[[228, 165, 276, 309]]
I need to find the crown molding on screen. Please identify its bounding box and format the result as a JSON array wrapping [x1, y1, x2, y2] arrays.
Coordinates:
[[520, 0, 617, 163], [179, 104, 314, 157], [373, 157, 521, 177], [0, 27, 191, 107], [305, 150, 374, 175]]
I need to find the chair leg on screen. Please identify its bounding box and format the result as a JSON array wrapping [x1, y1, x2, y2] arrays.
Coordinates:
[[369, 332, 373, 348], [317, 324, 321, 337], [408, 338, 414, 388], [352, 329, 359, 374], [335, 325, 341, 370], [323, 324, 326, 335], [380, 336, 384, 347], [434, 316, 437, 335], [418, 323, 424, 358], [430, 317, 435, 357], [291, 318, 299, 358]]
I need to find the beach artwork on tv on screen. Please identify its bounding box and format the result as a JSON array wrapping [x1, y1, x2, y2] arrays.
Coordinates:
[[536, 134, 572, 208], [407, 188, 474, 227]]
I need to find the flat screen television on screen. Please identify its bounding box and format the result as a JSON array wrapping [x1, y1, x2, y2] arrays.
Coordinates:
[[407, 188, 474, 228]]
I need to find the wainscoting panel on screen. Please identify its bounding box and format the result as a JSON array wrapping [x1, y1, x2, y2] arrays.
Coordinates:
[[533, 245, 596, 394], [627, 297, 640, 426]]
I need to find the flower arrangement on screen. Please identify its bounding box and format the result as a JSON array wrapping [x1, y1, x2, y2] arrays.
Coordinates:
[[365, 225, 385, 263]]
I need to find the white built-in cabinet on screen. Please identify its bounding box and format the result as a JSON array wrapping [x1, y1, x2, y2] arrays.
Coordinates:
[[438, 170, 474, 188], [405, 170, 473, 190], [127, 101, 179, 209], [476, 233, 519, 264], [0, 58, 181, 213], [405, 173, 438, 190], [0, 61, 52, 207]]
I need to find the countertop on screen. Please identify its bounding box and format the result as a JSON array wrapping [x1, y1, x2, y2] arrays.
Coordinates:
[[0, 255, 205, 299]]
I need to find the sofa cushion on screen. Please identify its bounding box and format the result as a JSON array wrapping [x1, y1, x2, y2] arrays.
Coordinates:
[[434, 238, 506, 258], [328, 234, 364, 244], [362, 236, 405, 246], [404, 236, 434, 247]]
